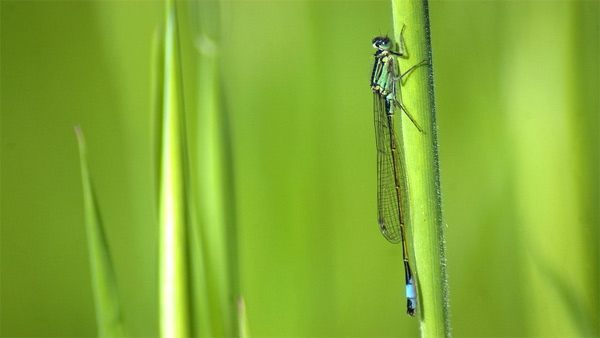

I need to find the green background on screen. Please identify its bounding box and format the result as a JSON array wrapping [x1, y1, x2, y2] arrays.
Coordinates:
[[1, 1, 598, 337]]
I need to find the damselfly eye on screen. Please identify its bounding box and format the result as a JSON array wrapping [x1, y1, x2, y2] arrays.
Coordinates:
[[372, 37, 391, 50]]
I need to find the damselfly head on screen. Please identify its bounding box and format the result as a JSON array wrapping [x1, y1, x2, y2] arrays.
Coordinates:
[[372, 36, 393, 51]]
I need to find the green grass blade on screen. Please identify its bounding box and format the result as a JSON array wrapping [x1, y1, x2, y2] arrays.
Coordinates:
[[75, 126, 125, 338], [189, 1, 240, 335], [158, 1, 192, 337], [237, 297, 249, 338], [390, 0, 451, 336]]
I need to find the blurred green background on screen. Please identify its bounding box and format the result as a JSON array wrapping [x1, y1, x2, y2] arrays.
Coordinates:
[[1, 0, 598, 337]]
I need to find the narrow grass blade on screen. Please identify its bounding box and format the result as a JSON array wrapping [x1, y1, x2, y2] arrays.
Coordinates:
[[157, 1, 192, 337], [188, 0, 240, 335], [75, 125, 125, 338], [237, 297, 249, 338]]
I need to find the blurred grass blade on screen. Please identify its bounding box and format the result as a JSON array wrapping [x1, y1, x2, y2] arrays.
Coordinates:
[[75, 125, 125, 338], [158, 1, 192, 337], [188, 0, 240, 336], [237, 297, 249, 338]]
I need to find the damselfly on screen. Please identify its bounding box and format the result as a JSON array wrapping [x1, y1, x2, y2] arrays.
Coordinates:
[[370, 26, 426, 317]]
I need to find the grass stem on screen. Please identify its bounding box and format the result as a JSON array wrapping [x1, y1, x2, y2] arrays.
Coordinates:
[[390, 0, 451, 336]]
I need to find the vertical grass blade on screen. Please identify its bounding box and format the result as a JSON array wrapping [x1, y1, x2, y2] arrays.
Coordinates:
[[189, 0, 240, 335], [390, 0, 451, 336], [158, 1, 192, 337], [237, 297, 249, 338], [75, 126, 125, 338]]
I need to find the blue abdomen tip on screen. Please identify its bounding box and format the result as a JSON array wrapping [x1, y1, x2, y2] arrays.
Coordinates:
[[406, 283, 416, 299]]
